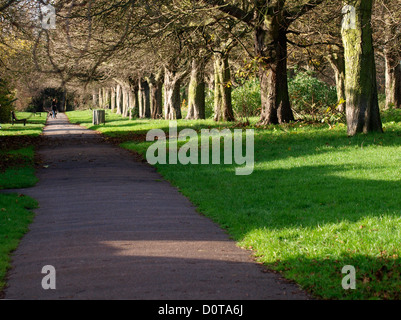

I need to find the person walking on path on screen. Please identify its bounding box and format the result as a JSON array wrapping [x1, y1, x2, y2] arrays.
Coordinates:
[[51, 99, 58, 119]]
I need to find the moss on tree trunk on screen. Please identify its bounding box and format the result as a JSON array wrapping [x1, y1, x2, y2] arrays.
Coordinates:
[[187, 58, 206, 120], [213, 53, 234, 122], [341, 0, 383, 135]]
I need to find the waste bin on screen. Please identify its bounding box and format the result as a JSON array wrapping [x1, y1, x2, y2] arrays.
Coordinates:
[[93, 109, 106, 125]]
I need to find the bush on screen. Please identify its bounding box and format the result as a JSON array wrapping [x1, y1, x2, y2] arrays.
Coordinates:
[[288, 70, 338, 120], [204, 79, 262, 119], [0, 80, 15, 123], [232, 79, 261, 118], [206, 72, 338, 122]]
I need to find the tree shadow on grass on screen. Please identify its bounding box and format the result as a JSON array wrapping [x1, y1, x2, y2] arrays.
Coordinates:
[[154, 162, 401, 300]]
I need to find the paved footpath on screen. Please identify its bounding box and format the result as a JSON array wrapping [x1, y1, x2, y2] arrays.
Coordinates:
[[3, 113, 311, 300]]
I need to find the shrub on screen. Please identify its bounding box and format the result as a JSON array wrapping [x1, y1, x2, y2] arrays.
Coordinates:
[[288, 70, 338, 120], [232, 79, 261, 118], [204, 79, 262, 120], [206, 72, 338, 122]]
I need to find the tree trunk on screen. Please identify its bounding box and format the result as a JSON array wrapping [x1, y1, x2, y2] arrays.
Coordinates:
[[130, 82, 139, 119], [111, 87, 116, 112], [385, 54, 401, 109], [164, 66, 182, 120], [138, 79, 150, 118], [148, 72, 164, 119], [60, 88, 67, 112], [98, 88, 103, 109], [122, 86, 129, 118], [92, 90, 98, 108], [104, 88, 110, 109], [327, 49, 346, 112], [116, 84, 122, 115], [255, 22, 294, 125], [128, 89, 134, 120], [213, 53, 234, 122], [341, 1, 383, 135], [187, 57, 206, 120], [383, 12, 401, 109]]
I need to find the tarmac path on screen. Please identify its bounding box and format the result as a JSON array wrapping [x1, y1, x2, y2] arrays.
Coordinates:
[[3, 113, 311, 300]]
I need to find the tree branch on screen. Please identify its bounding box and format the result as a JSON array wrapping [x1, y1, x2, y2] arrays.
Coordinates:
[[284, 0, 325, 24], [201, 0, 253, 24]]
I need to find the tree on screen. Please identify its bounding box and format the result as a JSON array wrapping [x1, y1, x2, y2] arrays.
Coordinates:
[[201, 0, 325, 125], [373, 0, 401, 109], [287, 1, 346, 112], [186, 54, 207, 120], [341, 0, 383, 136]]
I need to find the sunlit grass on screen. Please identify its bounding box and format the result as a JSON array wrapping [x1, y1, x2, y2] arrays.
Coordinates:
[[0, 112, 47, 137], [0, 194, 37, 292]]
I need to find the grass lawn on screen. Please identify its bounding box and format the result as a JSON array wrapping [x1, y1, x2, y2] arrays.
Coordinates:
[[0, 112, 47, 138], [67, 109, 401, 300], [0, 112, 46, 295], [0, 194, 37, 293]]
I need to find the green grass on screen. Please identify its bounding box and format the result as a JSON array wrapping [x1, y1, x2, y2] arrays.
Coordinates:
[[0, 111, 46, 190], [0, 194, 37, 292], [0, 111, 46, 294], [0, 147, 39, 190], [67, 109, 401, 300], [0, 112, 47, 137]]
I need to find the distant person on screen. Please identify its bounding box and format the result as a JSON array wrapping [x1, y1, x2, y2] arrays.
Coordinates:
[[51, 99, 58, 119]]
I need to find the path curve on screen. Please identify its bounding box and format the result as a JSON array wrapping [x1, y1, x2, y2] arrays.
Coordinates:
[[4, 113, 312, 300]]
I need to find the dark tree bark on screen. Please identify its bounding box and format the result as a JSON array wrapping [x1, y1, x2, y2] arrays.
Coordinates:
[[147, 71, 164, 119], [255, 21, 294, 125], [138, 79, 150, 118], [129, 80, 139, 119], [341, 0, 383, 135]]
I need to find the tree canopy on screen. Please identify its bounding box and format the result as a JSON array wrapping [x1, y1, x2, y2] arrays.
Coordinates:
[[0, 0, 399, 135]]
